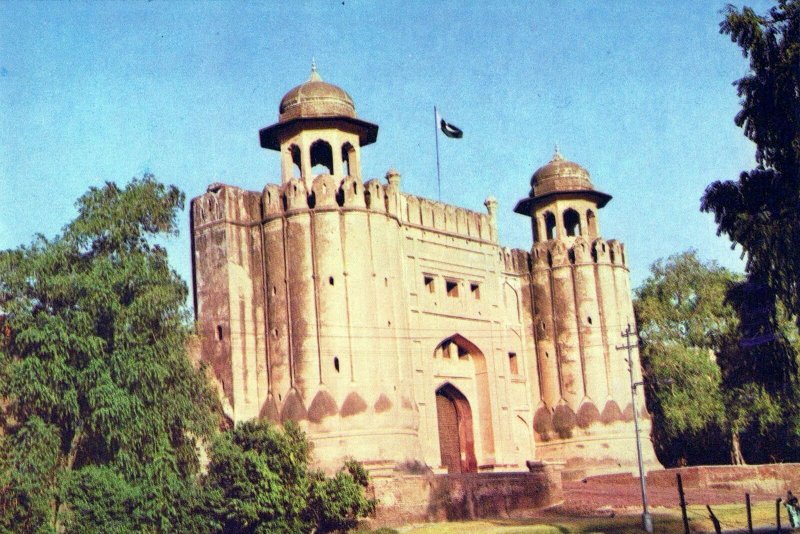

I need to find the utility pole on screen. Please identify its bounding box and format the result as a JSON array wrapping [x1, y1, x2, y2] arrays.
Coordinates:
[[618, 323, 652, 533]]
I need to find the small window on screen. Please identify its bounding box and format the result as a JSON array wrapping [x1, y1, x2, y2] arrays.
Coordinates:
[[470, 283, 481, 299], [216, 325, 224, 341], [509, 352, 519, 375], [446, 280, 459, 298], [334, 356, 340, 373], [329, 276, 334, 286], [424, 276, 435, 293]]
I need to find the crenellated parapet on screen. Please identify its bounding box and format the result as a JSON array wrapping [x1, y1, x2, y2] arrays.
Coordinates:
[[310, 173, 339, 209], [572, 236, 592, 264], [549, 240, 570, 268], [607, 239, 627, 267], [526, 237, 630, 270], [258, 173, 398, 221], [255, 170, 499, 246], [364, 178, 387, 213], [283, 178, 310, 212], [501, 248, 532, 275], [192, 183, 261, 227], [399, 193, 494, 243], [341, 174, 366, 208]]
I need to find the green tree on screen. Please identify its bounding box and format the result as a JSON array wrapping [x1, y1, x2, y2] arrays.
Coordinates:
[[0, 176, 218, 532], [717, 279, 799, 464], [701, 1, 800, 463], [634, 250, 738, 466], [201, 420, 375, 534], [701, 0, 800, 325], [636, 250, 800, 465]]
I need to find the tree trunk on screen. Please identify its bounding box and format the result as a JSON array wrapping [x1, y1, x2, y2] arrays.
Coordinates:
[[730, 432, 746, 465], [53, 428, 82, 533]]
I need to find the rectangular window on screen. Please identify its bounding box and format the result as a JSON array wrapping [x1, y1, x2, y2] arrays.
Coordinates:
[[424, 275, 435, 293], [470, 283, 481, 299], [446, 280, 459, 298], [508, 352, 519, 375]]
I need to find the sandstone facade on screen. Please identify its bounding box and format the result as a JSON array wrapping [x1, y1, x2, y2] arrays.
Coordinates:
[[190, 67, 660, 479]]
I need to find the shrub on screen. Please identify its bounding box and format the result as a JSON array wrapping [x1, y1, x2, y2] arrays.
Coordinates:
[[202, 420, 374, 534]]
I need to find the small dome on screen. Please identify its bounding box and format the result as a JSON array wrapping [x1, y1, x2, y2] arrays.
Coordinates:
[[259, 64, 379, 151], [530, 148, 594, 197], [513, 147, 611, 215], [278, 65, 356, 122]]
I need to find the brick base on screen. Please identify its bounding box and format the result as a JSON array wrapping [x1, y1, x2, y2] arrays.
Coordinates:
[[368, 466, 563, 526]]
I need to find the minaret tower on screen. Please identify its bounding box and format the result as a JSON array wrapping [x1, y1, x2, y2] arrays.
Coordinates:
[[514, 147, 610, 245], [259, 62, 378, 188], [514, 148, 657, 476]]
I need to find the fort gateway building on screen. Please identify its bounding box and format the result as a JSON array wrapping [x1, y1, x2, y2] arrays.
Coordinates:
[[190, 68, 659, 511]]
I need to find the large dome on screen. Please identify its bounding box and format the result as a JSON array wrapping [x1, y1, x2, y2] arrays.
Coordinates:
[[530, 149, 594, 197], [278, 67, 356, 122]]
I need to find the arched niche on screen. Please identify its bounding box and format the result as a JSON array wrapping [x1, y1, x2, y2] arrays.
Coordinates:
[[513, 415, 533, 462], [432, 334, 495, 465]]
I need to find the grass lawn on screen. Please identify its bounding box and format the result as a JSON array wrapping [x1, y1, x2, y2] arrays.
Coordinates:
[[363, 501, 783, 533], [684, 501, 782, 532]]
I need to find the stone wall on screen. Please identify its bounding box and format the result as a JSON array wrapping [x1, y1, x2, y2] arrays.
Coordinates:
[[190, 169, 658, 477], [370, 468, 563, 526], [648, 464, 800, 494]]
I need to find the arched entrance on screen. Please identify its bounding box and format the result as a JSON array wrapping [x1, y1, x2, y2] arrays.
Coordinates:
[[435, 383, 477, 473]]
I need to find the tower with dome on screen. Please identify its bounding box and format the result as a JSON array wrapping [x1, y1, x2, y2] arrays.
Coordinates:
[[189, 67, 659, 516]]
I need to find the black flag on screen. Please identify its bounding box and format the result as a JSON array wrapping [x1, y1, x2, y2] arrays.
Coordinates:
[[439, 117, 463, 138]]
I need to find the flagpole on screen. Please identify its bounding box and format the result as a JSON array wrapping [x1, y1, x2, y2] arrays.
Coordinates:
[[434, 106, 441, 201]]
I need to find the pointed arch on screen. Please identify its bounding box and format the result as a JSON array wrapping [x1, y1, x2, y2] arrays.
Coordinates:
[[288, 144, 301, 178], [544, 211, 557, 240], [341, 142, 357, 178], [432, 335, 494, 464], [435, 383, 477, 473], [586, 209, 598, 237], [310, 139, 333, 175], [513, 415, 533, 462], [503, 282, 520, 323], [563, 208, 581, 236]]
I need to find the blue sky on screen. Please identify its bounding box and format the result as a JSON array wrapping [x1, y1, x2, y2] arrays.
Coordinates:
[[1, 1, 770, 297]]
